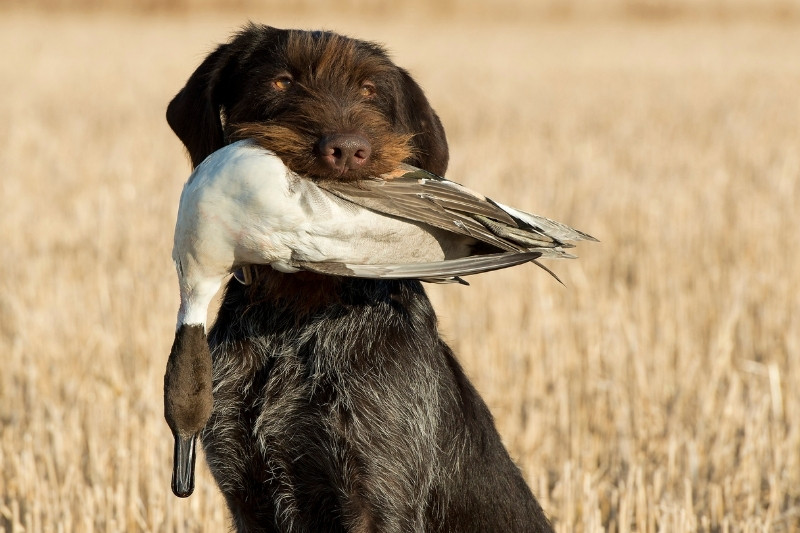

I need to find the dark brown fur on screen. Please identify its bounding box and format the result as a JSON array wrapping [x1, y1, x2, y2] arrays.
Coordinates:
[[167, 24, 553, 532]]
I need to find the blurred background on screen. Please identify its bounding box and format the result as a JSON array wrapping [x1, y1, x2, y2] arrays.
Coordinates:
[[1, 1, 799, 531], [6, 0, 800, 18]]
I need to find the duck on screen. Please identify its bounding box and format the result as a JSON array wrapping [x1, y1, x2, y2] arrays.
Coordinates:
[[165, 139, 596, 497]]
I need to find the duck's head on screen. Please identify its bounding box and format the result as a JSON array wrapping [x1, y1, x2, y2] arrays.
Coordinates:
[[164, 323, 213, 498]]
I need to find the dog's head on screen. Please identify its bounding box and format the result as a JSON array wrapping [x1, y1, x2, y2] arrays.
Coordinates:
[[167, 23, 448, 180]]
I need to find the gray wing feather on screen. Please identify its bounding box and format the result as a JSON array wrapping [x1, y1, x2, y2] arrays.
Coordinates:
[[320, 172, 596, 253], [321, 179, 523, 251], [492, 201, 598, 243], [293, 252, 542, 282]]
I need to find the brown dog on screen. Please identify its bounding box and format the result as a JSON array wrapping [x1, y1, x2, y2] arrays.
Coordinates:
[[167, 23, 553, 532]]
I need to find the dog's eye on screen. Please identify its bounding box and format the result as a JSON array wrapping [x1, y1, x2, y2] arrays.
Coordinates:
[[273, 76, 294, 91], [359, 82, 376, 98]]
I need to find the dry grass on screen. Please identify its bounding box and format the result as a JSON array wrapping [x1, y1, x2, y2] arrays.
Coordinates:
[[1, 8, 800, 533]]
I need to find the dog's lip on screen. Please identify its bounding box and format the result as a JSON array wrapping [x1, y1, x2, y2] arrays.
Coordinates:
[[306, 162, 372, 181]]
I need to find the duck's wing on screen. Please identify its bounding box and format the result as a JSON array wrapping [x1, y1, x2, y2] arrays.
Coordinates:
[[293, 251, 542, 284], [317, 166, 597, 256], [319, 169, 521, 252]]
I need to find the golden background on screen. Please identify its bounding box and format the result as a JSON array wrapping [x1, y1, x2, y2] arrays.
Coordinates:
[[1, 1, 799, 531]]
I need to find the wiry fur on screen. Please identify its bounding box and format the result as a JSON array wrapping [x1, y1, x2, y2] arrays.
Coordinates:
[[167, 24, 553, 532]]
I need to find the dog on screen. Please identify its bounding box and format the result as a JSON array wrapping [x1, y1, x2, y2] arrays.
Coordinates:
[[167, 23, 554, 532]]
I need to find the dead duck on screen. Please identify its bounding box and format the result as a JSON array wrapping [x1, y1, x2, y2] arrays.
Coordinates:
[[165, 139, 595, 497]]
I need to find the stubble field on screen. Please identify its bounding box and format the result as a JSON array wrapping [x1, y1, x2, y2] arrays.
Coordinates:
[[1, 8, 799, 532]]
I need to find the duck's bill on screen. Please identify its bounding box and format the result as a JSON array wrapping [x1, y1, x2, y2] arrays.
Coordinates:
[[171, 433, 197, 498], [294, 251, 543, 283]]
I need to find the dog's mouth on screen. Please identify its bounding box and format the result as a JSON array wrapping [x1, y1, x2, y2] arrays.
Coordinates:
[[229, 122, 414, 181]]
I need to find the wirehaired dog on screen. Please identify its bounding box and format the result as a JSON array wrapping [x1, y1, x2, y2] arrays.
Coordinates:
[[166, 23, 554, 532]]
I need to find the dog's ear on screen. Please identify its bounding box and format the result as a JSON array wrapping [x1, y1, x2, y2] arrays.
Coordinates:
[[167, 44, 235, 168], [396, 69, 449, 177]]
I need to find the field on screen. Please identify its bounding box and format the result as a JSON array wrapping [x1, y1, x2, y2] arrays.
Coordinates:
[[1, 6, 799, 532]]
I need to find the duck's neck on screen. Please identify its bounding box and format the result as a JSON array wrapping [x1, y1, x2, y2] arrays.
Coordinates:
[[176, 278, 222, 332]]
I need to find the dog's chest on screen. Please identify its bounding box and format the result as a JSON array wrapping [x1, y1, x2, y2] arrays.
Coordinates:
[[201, 279, 448, 527]]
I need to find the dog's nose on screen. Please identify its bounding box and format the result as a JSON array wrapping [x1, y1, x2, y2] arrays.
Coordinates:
[[317, 134, 372, 174]]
